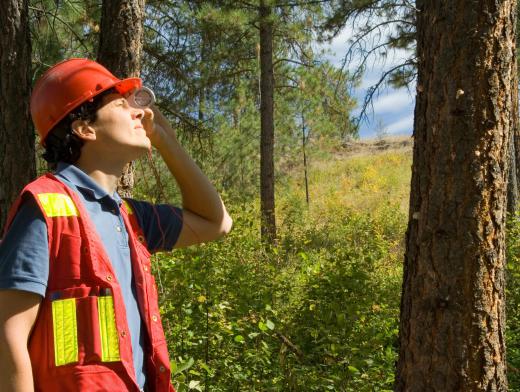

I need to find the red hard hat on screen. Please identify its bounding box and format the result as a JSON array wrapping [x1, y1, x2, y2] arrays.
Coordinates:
[[30, 58, 142, 145]]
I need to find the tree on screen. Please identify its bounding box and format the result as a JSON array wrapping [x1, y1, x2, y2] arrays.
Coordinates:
[[321, 0, 416, 120], [322, 1, 520, 214], [0, 0, 34, 230], [259, 0, 276, 242], [396, 1, 517, 390], [142, 1, 355, 239], [97, 0, 145, 197]]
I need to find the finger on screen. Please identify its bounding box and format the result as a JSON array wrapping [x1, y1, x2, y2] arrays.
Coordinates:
[[143, 108, 154, 121]]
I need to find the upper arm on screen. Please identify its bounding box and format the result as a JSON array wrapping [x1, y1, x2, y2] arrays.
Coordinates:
[[125, 198, 233, 250], [125, 199, 183, 252], [173, 209, 233, 248], [0, 197, 49, 297]]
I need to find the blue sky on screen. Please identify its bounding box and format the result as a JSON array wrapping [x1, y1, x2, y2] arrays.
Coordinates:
[[318, 27, 415, 139]]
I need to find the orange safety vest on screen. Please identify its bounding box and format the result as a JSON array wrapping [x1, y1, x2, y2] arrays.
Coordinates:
[[3, 173, 175, 392]]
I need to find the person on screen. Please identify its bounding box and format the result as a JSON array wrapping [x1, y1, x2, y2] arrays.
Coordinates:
[[0, 58, 233, 392]]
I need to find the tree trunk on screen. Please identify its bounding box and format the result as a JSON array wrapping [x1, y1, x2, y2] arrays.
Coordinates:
[[0, 0, 34, 231], [508, 53, 519, 215], [507, 131, 518, 215], [259, 0, 276, 243], [396, 1, 517, 390], [97, 0, 145, 198], [514, 84, 520, 212]]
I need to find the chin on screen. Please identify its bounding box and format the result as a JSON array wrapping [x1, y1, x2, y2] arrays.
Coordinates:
[[139, 141, 152, 154]]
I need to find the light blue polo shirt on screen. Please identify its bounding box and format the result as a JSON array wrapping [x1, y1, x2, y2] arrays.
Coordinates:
[[0, 162, 183, 389]]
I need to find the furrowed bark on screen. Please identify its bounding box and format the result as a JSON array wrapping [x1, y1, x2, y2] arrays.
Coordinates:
[[396, 1, 517, 390]]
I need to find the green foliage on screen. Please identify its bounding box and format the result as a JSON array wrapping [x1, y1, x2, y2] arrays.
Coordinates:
[[506, 213, 520, 389], [137, 142, 520, 390], [139, 145, 410, 391], [30, 0, 100, 77], [143, 0, 358, 172]]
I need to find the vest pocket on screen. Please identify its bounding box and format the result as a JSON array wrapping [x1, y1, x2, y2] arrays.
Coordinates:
[[76, 295, 102, 363], [50, 287, 121, 368], [55, 234, 82, 280]]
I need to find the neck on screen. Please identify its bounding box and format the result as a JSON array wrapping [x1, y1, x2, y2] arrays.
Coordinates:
[[74, 157, 128, 196]]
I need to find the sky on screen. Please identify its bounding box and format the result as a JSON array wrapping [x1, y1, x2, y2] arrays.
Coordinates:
[[318, 25, 415, 139]]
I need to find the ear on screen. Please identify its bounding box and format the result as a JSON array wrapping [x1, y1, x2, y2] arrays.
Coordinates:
[[71, 120, 97, 141]]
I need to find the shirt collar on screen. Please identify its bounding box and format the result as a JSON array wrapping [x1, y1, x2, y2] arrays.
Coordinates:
[[55, 162, 122, 205]]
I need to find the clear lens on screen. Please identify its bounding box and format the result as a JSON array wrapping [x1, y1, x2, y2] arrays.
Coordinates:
[[127, 86, 155, 108]]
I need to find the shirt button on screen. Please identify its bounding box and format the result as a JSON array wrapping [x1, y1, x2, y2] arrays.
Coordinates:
[[152, 315, 158, 322], [116, 226, 122, 232], [159, 365, 166, 373], [106, 275, 112, 282], [137, 235, 145, 243], [144, 265, 149, 272], [120, 330, 127, 337]]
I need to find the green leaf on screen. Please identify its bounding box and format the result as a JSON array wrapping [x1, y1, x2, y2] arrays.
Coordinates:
[[258, 322, 268, 331], [348, 365, 360, 373], [188, 380, 202, 391], [266, 319, 275, 330], [172, 357, 195, 376], [234, 335, 245, 343]]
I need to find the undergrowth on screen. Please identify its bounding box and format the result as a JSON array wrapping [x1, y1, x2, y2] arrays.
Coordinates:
[[137, 144, 520, 390]]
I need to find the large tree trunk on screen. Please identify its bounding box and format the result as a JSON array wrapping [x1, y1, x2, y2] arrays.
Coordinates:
[[0, 0, 34, 231], [508, 54, 519, 215], [97, 0, 145, 198], [514, 96, 520, 212], [396, 1, 517, 390], [259, 0, 276, 243], [508, 131, 518, 214]]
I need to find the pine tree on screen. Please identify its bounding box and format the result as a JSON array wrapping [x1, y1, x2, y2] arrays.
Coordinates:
[[397, 1, 517, 389], [0, 0, 34, 230]]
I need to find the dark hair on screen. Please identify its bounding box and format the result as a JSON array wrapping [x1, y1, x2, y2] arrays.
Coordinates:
[[42, 88, 116, 169]]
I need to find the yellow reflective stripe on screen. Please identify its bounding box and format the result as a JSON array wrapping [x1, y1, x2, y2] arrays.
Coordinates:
[[51, 298, 78, 366], [37, 193, 79, 217], [98, 296, 121, 362], [123, 199, 133, 214]]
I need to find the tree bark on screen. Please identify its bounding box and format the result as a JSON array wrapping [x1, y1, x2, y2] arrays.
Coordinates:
[[513, 83, 520, 212], [97, 0, 145, 198], [396, 1, 517, 391], [259, 0, 276, 243], [508, 52, 519, 215], [507, 131, 518, 214], [0, 0, 34, 231]]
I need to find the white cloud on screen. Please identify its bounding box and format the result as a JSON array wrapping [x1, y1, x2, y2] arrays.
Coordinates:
[[386, 114, 414, 134], [372, 90, 414, 114]]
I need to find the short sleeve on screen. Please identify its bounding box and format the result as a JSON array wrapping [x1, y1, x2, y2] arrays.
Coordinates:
[[0, 197, 49, 297], [125, 199, 183, 253]]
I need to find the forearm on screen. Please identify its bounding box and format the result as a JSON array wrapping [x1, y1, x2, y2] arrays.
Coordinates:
[[0, 345, 34, 392], [0, 291, 40, 392], [152, 110, 227, 223]]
